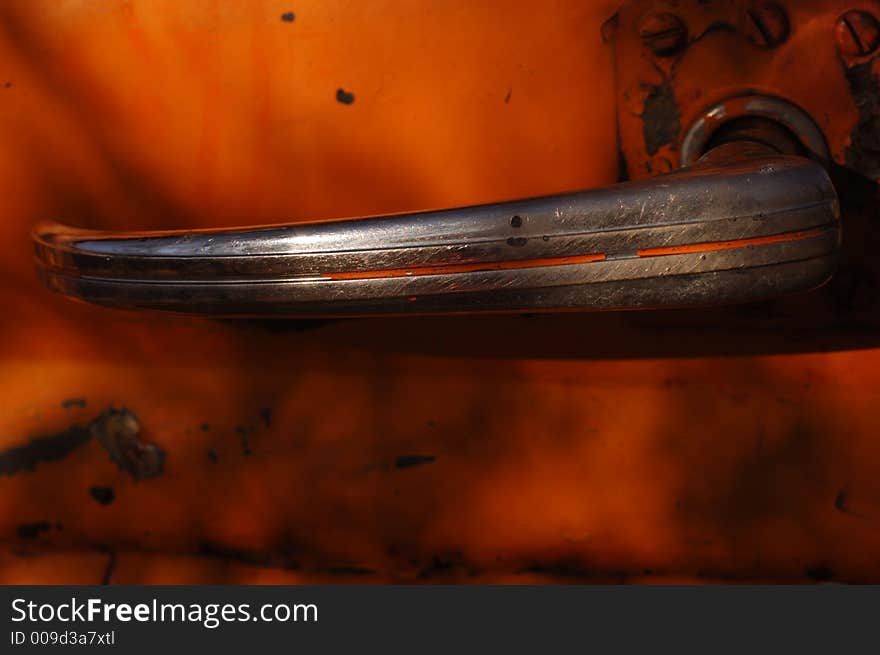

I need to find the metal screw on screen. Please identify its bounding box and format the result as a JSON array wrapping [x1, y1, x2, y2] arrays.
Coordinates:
[[639, 13, 688, 57], [835, 10, 880, 57], [743, 2, 790, 48]]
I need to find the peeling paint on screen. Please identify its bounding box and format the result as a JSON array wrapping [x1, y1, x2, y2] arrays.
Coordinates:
[[92, 408, 165, 481], [0, 424, 91, 476]]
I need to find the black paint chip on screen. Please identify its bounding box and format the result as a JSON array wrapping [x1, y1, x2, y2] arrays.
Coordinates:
[[834, 488, 849, 513], [17, 522, 52, 539], [89, 486, 115, 505], [336, 88, 355, 105], [281, 11, 295, 22], [236, 426, 252, 456], [395, 454, 436, 469], [0, 425, 91, 476]]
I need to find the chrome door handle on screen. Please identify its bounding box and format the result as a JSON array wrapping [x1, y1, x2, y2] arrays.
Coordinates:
[[33, 139, 840, 317]]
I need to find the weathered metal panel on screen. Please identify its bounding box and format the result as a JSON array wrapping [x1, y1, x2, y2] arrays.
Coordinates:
[[1, 0, 879, 584]]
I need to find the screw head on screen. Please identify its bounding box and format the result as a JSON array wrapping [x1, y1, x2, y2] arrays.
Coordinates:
[[743, 2, 790, 48], [639, 13, 688, 57], [835, 10, 880, 57]]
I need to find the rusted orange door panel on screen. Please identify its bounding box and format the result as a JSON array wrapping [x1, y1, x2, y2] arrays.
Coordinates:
[[1, 0, 878, 584]]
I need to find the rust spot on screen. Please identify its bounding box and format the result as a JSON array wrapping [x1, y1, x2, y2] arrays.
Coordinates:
[[642, 78, 681, 156], [91, 408, 165, 481]]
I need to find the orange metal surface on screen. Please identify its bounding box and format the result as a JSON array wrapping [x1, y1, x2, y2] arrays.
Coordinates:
[[1, 0, 879, 584], [613, 0, 878, 181]]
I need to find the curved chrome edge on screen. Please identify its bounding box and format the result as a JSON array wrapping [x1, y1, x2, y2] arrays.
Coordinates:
[[32, 142, 841, 317], [679, 94, 831, 168]]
